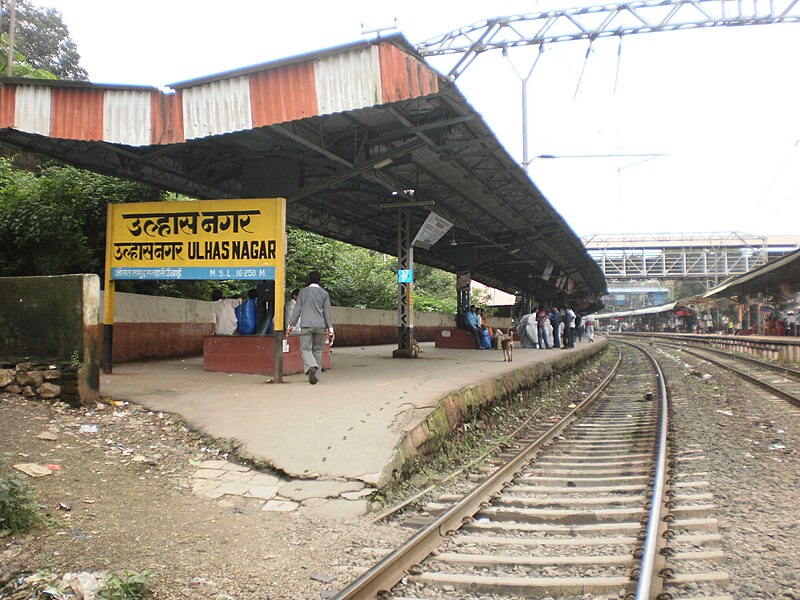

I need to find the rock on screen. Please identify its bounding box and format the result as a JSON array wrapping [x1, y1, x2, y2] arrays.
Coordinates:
[[22, 386, 35, 398], [310, 572, 334, 583], [15, 362, 32, 371], [28, 371, 44, 387], [16, 371, 34, 387], [320, 590, 339, 600], [6, 384, 21, 394], [0, 369, 14, 387], [42, 369, 61, 380], [38, 383, 61, 399], [36, 431, 59, 441], [62, 571, 102, 600]]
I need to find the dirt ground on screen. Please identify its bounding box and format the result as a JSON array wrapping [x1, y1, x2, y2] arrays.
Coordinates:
[[0, 351, 616, 600], [0, 394, 408, 599]]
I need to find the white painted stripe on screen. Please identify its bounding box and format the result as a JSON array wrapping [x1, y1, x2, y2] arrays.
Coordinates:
[[14, 85, 51, 136], [315, 45, 382, 115], [182, 76, 252, 140], [103, 90, 151, 146]]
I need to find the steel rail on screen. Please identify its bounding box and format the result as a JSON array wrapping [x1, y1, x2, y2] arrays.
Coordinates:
[[617, 340, 671, 600], [665, 344, 800, 407], [332, 346, 624, 600], [659, 339, 800, 379]]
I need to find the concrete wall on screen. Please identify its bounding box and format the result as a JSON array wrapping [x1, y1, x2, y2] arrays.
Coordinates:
[[100, 292, 512, 361], [0, 274, 100, 404], [99, 291, 214, 363]]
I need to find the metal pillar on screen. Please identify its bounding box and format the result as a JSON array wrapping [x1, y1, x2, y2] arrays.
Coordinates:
[[503, 44, 544, 172], [456, 271, 471, 329], [393, 208, 415, 358]]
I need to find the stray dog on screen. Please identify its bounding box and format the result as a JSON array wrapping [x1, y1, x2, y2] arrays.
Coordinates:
[[412, 338, 421, 358], [496, 329, 514, 362]]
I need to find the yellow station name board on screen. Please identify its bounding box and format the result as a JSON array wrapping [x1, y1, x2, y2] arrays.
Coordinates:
[[106, 198, 286, 281]]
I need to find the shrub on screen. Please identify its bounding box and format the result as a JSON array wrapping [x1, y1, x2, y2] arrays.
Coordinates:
[[0, 462, 44, 533], [98, 570, 152, 600]]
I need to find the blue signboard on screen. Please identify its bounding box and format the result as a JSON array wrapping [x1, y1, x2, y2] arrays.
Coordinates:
[[397, 269, 413, 283], [112, 266, 276, 280]]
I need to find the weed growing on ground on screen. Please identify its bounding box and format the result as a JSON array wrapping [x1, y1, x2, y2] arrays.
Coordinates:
[[98, 569, 153, 600], [0, 460, 46, 534]]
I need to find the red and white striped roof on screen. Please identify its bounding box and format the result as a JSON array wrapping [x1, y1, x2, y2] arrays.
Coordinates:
[[0, 39, 439, 147]]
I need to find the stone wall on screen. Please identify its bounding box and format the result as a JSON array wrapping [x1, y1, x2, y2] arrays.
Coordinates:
[[0, 274, 100, 404], [0, 362, 79, 405]]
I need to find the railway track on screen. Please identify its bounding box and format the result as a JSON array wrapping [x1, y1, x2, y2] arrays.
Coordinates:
[[335, 342, 731, 599], [653, 340, 800, 407]]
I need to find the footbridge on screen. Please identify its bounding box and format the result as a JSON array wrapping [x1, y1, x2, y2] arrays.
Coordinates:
[[581, 232, 800, 281]]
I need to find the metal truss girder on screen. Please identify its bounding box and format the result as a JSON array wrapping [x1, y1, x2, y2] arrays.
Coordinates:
[[590, 245, 770, 279], [418, 0, 800, 72]]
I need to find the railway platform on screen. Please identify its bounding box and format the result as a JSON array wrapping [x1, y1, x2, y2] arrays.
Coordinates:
[[100, 337, 607, 494]]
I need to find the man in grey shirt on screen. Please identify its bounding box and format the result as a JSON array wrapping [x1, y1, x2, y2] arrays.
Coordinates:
[[286, 271, 335, 384]]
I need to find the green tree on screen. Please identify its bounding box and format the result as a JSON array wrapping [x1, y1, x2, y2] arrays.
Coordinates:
[[0, 158, 160, 276], [285, 227, 336, 292], [0, 32, 57, 78], [1, 0, 87, 80], [325, 244, 396, 309]]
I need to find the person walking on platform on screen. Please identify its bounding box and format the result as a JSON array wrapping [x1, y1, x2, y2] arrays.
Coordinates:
[[287, 271, 335, 384]]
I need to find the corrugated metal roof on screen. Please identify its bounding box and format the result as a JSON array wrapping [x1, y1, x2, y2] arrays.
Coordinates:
[[14, 85, 50, 135], [50, 87, 103, 140], [104, 90, 150, 146], [149, 92, 183, 145], [0, 35, 606, 300], [378, 41, 438, 102], [704, 248, 800, 299], [595, 302, 679, 319], [0, 85, 14, 128], [182, 76, 252, 139], [249, 63, 317, 127], [315, 45, 382, 114]]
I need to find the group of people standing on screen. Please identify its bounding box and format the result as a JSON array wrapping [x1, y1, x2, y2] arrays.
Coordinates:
[[515, 306, 596, 350], [462, 304, 597, 350]]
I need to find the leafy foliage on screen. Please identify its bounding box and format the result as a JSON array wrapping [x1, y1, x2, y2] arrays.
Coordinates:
[[0, 460, 44, 534], [325, 245, 396, 309], [0, 158, 161, 277], [0, 32, 57, 79], [0, 0, 87, 80], [98, 570, 152, 600]]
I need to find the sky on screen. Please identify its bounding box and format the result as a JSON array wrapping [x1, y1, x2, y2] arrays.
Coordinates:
[[38, 0, 800, 238]]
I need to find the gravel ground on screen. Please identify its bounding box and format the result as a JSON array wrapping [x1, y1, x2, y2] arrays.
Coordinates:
[[0, 349, 617, 600], [0, 394, 409, 599], [653, 344, 800, 599]]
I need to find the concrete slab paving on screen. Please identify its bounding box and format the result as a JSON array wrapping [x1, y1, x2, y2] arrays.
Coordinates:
[[102, 338, 607, 490], [278, 479, 365, 502]]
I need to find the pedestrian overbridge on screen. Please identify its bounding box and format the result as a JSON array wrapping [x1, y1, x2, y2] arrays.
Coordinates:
[[581, 232, 799, 282]]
